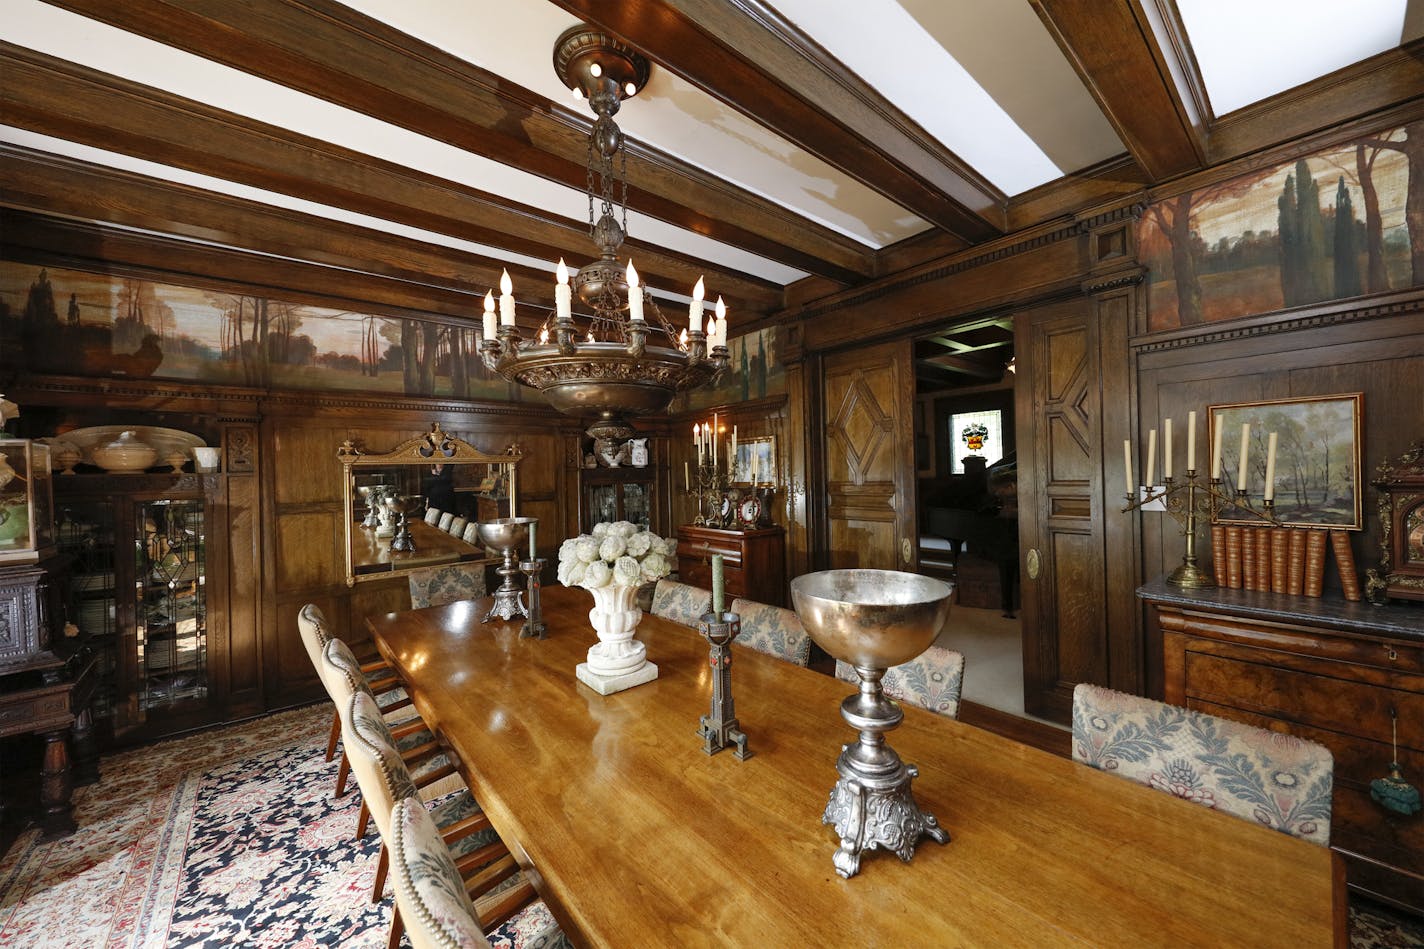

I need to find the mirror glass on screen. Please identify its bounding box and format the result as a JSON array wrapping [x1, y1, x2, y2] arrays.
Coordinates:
[[339, 425, 521, 585]]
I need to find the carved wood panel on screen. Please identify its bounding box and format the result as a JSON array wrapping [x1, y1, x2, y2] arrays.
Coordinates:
[[822, 340, 915, 571], [1019, 293, 1136, 721]]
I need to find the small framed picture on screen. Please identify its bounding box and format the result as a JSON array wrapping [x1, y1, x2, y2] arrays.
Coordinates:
[[1207, 393, 1363, 529], [733, 436, 775, 485]]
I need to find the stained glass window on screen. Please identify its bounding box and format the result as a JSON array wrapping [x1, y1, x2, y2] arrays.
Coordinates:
[[950, 409, 1003, 474]]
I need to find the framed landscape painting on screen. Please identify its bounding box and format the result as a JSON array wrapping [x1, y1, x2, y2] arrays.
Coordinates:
[[1208, 393, 1363, 529]]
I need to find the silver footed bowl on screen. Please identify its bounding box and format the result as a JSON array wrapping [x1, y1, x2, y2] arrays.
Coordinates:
[[476, 516, 536, 553], [383, 494, 426, 517], [790, 569, 953, 670]]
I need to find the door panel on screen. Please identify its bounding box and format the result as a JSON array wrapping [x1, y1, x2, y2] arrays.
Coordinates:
[[822, 340, 916, 572], [1018, 294, 1136, 721]]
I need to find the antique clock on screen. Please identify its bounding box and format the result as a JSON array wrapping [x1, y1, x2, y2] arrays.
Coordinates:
[[737, 495, 762, 529], [1366, 441, 1424, 604]]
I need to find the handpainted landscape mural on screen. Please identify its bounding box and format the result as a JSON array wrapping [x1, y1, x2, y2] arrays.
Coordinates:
[[1139, 122, 1422, 330], [672, 326, 785, 413], [0, 263, 522, 401]]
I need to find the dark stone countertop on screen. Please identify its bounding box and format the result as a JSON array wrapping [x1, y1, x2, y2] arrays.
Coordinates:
[[1137, 577, 1424, 642]]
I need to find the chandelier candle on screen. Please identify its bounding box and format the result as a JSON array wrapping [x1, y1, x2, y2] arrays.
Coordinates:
[[483, 291, 496, 342], [689, 277, 704, 332], [499, 270, 515, 326]]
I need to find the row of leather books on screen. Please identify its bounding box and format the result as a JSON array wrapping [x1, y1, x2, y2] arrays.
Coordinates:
[[1209, 525, 1362, 600]]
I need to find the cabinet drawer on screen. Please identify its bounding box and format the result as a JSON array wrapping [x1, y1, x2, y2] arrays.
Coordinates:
[[676, 538, 743, 569], [1183, 650, 1424, 747], [679, 559, 747, 597]]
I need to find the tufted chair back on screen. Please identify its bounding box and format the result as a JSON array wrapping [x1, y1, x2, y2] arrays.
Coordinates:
[[297, 602, 333, 675], [835, 645, 966, 720], [1071, 683, 1333, 845], [424, 507, 443, 526], [389, 798, 493, 949], [342, 690, 421, 842]]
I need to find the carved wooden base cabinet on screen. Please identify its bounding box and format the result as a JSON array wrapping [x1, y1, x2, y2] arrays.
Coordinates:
[[1142, 580, 1423, 912]]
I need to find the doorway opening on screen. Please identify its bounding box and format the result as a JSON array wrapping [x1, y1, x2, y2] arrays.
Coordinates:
[[912, 318, 1028, 718]]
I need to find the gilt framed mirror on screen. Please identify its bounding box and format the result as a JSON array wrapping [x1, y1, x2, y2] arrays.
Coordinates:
[[337, 424, 523, 586]]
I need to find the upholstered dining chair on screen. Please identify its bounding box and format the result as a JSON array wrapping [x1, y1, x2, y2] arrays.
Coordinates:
[[730, 597, 811, 666], [424, 507, 443, 526], [835, 645, 967, 720], [342, 691, 544, 949], [298, 603, 414, 794], [448, 515, 469, 538], [650, 579, 712, 627], [1071, 683, 1334, 845], [408, 563, 487, 609], [390, 797, 571, 949], [323, 638, 461, 839], [462, 521, 481, 545], [438, 512, 456, 532]]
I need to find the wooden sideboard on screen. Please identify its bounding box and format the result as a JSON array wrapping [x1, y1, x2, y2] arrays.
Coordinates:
[[1141, 580, 1423, 913], [676, 525, 785, 606]]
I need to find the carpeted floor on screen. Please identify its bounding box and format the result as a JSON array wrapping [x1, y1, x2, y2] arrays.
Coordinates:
[[1, 704, 1419, 947], [0, 705, 556, 948]]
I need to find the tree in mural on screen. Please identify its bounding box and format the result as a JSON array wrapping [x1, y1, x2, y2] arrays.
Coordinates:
[[1333, 176, 1362, 298], [1278, 160, 1329, 307], [1353, 121, 1424, 285]]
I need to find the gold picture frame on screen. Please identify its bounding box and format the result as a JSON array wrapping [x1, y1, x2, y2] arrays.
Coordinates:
[[1207, 393, 1363, 529]]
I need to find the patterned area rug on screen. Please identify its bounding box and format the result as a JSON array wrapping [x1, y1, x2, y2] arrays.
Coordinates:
[[0, 705, 557, 947]]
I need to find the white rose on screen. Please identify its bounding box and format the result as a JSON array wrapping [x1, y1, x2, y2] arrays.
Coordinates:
[[613, 555, 642, 586], [575, 537, 601, 563], [556, 558, 574, 586], [583, 560, 612, 589], [558, 537, 578, 563], [599, 534, 627, 562], [640, 550, 669, 581], [591, 522, 610, 538], [567, 560, 588, 586], [626, 531, 653, 557], [612, 520, 638, 538]]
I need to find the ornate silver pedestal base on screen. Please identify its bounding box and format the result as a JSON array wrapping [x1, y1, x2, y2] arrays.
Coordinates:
[[822, 666, 948, 878], [482, 550, 528, 622], [823, 755, 948, 879]]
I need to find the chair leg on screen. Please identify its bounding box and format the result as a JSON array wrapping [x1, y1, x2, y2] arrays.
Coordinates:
[[387, 903, 403, 949], [326, 709, 341, 762], [357, 799, 370, 840], [335, 752, 351, 798], [372, 841, 389, 903]]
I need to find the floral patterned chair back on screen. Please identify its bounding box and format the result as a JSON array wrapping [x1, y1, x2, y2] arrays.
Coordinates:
[[730, 598, 811, 667], [650, 580, 712, 628], [389, 797, 494, 949], [448, 516, 469, 538], [1071, 684, 1333, 846], [835, 645, 966, 720], [409, 564, 487, 609], [437, 512, 456, 532], [341, 690, 421, 841], [462, 521, 481, 545], [424, 507, 443, 526], [321, 637, 380, 706]]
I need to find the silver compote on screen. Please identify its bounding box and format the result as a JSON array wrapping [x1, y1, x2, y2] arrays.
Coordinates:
[[791, 569, 954, 879], [476, 517, 536, 622]]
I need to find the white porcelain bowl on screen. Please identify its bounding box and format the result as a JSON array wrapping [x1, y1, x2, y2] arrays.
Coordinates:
[[90, 431, 158, 473]]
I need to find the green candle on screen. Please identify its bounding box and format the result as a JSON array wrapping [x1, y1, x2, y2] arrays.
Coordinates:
[[528, 520, 537, 559], [711, 553, 725, 615]]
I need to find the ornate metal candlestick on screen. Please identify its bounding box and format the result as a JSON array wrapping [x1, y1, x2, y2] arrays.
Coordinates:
[[696, 609, 751, 760], [476, 517, 534, 622], [519, 557, 547, 639], [384, 494, 425, 553], [1122, 470, 1279, 588], [791, 570, 954, 879], [689, 459, 732, 526]]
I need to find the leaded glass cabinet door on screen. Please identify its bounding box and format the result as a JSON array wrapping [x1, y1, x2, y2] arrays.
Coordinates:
[[133, 498, 208, 713], [622, 481, 651, 530], [56, 499, 119, 719]]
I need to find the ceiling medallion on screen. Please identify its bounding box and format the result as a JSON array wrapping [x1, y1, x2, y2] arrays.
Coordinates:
[[480, 26, 732, 445]]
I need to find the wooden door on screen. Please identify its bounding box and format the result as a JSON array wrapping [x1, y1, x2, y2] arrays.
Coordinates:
[[1017, 295, 1137, 721], [821, 339, 917, 572]]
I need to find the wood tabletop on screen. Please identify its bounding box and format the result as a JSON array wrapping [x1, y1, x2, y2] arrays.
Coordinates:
[[350, 518, 489, 574], [367, 586, 1341, 949]]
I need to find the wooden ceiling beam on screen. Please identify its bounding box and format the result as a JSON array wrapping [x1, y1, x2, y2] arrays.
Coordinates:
[[1029, 0, 1205, 182], [0, 145, 575, 322], [43, 0, 875, 284], [548, 0, 1007, 241], [0, 44, 780, 316], [918, 352, 1005, 380]]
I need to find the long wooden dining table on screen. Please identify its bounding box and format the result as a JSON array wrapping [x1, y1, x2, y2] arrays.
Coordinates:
[[366, 586, 1343, 948]]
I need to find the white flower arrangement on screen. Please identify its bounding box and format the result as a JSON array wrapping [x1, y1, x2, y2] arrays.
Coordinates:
[[557, 521, 678, 590]]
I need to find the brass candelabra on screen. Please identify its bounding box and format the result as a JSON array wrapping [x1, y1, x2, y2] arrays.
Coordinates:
[[1122, 469, 1280, 588]]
